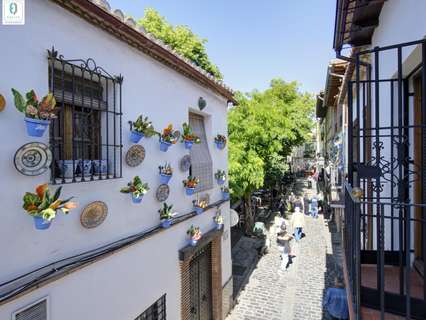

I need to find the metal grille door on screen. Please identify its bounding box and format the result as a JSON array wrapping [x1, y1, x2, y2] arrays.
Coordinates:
[[189, 244, 213, 320]]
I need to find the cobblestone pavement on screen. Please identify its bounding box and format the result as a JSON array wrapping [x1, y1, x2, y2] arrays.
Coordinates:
[[226, 178, 343, 320]]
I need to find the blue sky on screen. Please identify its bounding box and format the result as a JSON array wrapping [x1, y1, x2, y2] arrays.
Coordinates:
[[108, 0, 336, 95]]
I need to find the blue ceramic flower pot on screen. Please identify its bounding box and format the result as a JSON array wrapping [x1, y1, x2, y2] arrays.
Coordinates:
[[160, 140, 172, 152], [217, 178, 225, 185], [33, 216, 51, 230], [78, 160, 92, 177], [195, 206, 204, 215], [160, 173, 172, 184], [222, 192, 230, 200], [215, 141, 225, 150], [186, 187, 195, 196], [216, 223, 223, 230], [130, 130, 144, 143], [189, 239, 198, 247], [132, 194, 143, 203], [161, 219, 172, 228], [184, 140, 194, 149], [25, 117, 50, 137]]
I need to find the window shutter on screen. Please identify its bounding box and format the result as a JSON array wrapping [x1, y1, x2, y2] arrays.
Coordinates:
[[14, 299, 47, 320], [189, 113, 213, 192]]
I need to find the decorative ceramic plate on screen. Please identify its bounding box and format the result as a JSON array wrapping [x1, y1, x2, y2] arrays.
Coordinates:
[[180, 155, 191, 171], [125, 145, 145, 167], [80, 201, 108, 229], [14, 142, 52, 176], [156, 184, 170, 202]]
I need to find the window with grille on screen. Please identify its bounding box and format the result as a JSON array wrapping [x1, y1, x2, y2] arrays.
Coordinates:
[[135, 294, 166, 320], [48, 47, 123, 184], [189, 113, 213, 192], [13, 298, 47, 320]]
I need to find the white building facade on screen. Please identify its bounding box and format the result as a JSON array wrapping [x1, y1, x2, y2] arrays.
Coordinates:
[[0, 1, 234, 319]]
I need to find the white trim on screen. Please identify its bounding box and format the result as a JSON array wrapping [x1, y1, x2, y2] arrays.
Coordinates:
[[11, 296, 49, 320]]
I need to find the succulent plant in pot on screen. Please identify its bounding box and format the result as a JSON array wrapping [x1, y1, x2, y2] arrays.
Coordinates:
[[187, 225, 202, 246], [221, 186, 230, 200], [192, 199, 208, 215], [181, 122, 200, 150], [159, 202, 174, 228], [22, 184, 77, 230], [215, 170, 226, 185], [12, 88, 58, 137], [158, 162, 173, 184], [213, 211, 224, 229], [120, 176, 149, 203], [182, 175, 199, 195], [130, 115, 157, 143], [214, 134, 227, 150], [159, 124, 178, 152]]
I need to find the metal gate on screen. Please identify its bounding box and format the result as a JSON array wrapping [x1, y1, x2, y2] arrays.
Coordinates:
[[346, 39, 426, 319], [189, 244, 213, 320]]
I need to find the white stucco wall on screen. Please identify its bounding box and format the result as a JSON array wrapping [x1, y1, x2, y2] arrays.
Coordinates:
[[0, 1, 231, 318]]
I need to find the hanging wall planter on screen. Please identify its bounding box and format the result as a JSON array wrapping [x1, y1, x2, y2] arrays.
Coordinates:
[[159, 162, 173, 184], [193, 199, 208, 215], [22, 184, 77, 230], [12, 88, 58, 138], [129, 115, 156, 143], [215, 170, 226, 185], [120, 176, 149, 204], [159, 202, 173, 229], [214, 134, 227, 150], [213, 211, 224, 230], [183, 175, 199, 196], [181, 122, 200, 150], [221, 186, 230, 200], [187, 225, 202, 246], [159, 124, 178, 152]]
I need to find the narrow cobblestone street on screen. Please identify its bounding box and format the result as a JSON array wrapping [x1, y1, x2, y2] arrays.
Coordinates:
[[226, 178, 343, 320]]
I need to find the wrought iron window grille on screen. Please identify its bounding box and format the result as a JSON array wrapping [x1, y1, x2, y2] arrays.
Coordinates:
[[47, 47, 123, 184], [134, 294, 166, 320]]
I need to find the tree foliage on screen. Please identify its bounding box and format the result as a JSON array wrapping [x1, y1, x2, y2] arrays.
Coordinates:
[[137, 8, 222, 80], [228, 78, 315, 201]]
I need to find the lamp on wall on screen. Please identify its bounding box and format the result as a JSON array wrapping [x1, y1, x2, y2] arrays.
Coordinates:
[[198, 97, 207, 110]]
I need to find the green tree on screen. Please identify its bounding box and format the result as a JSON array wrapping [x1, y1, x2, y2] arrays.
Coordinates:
[[228, 79, 314, 233], [137, 8, 222, 80]]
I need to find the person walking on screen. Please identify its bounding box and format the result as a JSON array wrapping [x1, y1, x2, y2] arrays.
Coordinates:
[[293, 195, 304, 213], [291, 206, 305, 242], [323, 276, 349, 320], [277, 221, 293, 271], [310, 196, 319, 219]]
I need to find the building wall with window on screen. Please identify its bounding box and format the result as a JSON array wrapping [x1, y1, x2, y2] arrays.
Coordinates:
[[0, 1, 232, 319]]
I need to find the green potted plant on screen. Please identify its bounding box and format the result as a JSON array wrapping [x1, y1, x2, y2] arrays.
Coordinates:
[[182, 175, 199, 195], [120, 176, 149, 203], [22, 184, 77, 230], [159, 202, 174, 228], [213, 212, 224, 229], [181, 122, 200, 149], [221, 186, 230, 200], [158, 162, 173, 184], [159, 124, 178, 152], [215, 170, 226, 185], [214, 134, 227, 150], [187, 225, 202, 246], [192, 199, 208, 215], [12, 88, 58, 137], [130, 115, 157, 143]]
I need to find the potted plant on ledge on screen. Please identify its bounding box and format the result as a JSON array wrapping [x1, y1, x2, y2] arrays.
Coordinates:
[[159, 202, 174, 228], [130, 115, 157, 143], [213, 212, 224, 230], [183, 175, 199, 195], [120, 176, 149, 203], [158, 162, 173, 184], [214, 134, 227, 150], [12, 88, 58, 137], [22, 184, 77, 230], [159, 124, 178, 152], [193, 199, 208, 215], [181, 122, 200, 149], [221, 186, 230, 200], [187, 225, 202, 247], [215, 170, 226, 185]]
